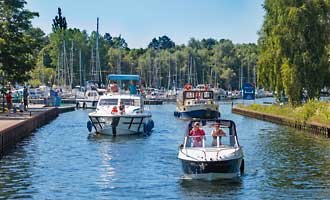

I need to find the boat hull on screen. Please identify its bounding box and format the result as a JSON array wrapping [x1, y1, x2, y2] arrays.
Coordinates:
[[175, 109, 220, 119], [89, 114, 153, 136], [180, 158, 243, 179]]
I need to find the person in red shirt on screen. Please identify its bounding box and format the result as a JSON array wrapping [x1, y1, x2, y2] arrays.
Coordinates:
[[189, 122, 205, 147], [6, 91, 13, 112]]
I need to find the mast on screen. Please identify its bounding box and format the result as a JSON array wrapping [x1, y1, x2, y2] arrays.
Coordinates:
[[96, 17, 102, 86], [167, 53, 171, 90], [70, 41, 74, 88], [79, 49, 82, 87]]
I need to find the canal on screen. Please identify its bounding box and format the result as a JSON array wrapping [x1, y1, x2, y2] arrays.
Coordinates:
[[1, 101, 330, 199]]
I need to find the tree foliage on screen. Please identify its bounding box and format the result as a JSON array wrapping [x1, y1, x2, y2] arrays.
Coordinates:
[[52, 7, 67, 32], [258, 0, 330, 104], [0, 0, 40, 82]]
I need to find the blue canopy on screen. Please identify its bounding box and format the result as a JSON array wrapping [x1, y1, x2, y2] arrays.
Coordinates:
[[107, 74, 140, 81]]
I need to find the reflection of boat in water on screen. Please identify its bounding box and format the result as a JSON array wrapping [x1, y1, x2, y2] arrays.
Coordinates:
[[87, 74, 154, 136], [174, 85, 220, 119], [178, 119, 244, 179]]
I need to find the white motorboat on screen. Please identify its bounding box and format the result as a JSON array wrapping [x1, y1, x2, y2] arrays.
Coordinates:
[[178, 119, 244, 179], [76, 89, 102, 109], [174, 84, 220, 119], [87, 74, 154, 136]]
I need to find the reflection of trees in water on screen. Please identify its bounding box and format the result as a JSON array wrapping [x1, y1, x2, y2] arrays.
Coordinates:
[[179, 179, 242, 199], [258, 127, 330, 190], [0, 140, 34, 199]]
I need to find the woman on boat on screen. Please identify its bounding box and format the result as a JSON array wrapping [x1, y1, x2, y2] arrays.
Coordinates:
[[119, 100, 125, 114], [211, 121, 226, 146], [189, 122, 205, 147]]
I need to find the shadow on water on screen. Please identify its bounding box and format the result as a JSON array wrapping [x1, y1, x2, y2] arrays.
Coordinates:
[[87, 132, 150, 143], [178, 178, 243, 199]]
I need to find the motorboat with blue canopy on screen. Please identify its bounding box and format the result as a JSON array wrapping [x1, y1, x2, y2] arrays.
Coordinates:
[[87, 74, 154, 136], [178, 118, 244, 179]]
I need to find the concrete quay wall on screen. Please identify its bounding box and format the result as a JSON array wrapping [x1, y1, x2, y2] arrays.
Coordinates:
[[0, 108, 59, 158], [232, 107, 329, 138]]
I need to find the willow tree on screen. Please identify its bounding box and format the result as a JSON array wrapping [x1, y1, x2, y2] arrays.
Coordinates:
[[258, 0, 330, 105]]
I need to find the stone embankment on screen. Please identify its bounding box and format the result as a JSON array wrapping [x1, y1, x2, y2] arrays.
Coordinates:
[[232, 106, 329, 137], [0, 105, 75, 158]]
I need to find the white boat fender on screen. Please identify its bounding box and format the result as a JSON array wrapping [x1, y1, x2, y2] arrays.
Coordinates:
[[87, 121, 93, 132]]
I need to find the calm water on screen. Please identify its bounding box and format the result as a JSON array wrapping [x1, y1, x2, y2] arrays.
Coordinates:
[[1, 101, 330, 199]]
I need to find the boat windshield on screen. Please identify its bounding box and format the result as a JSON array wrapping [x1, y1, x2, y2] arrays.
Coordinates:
[[99, 99, 118, 106], [185, 122, 238, 148], [184, 91, 213, 100], [121, 99, 140, 106]]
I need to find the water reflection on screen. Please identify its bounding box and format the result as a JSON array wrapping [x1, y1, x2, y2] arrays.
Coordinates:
[[257, 126, 330, 198], [0, 139, 35, 199], [179, 179, 242, 199]]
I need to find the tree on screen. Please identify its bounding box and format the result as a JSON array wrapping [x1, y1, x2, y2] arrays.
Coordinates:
[[258, 0, 330, 104], [0, 0, 40, 82], [52, 7, 67, 32], [148, 35, 175, 50]]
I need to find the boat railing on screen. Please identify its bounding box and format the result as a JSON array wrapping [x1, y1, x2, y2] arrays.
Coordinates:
[[185, 135, 236, 148]]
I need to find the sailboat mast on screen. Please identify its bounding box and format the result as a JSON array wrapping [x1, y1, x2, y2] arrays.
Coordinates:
[[79, 49, 82, 87], [96, 17, 102, 85]]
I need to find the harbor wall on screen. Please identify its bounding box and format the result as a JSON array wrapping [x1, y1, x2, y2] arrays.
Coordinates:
[[0, 108, 59, 158], [232, 107, 329, 137]]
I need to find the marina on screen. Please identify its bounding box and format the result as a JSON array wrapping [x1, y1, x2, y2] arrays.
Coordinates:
[[0, 0, 329, 199], [1, 101, 330, 199]]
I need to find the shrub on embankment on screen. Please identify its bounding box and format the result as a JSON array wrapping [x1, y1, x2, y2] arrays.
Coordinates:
[[237, 100, 330, 125]]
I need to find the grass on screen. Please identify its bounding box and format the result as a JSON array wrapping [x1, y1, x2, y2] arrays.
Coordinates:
[[237, 100, 330, 126]]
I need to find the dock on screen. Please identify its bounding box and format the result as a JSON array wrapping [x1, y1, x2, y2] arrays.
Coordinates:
[[0, 105, 75, 158]]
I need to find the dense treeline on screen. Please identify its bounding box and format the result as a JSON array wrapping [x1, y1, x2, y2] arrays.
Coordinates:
[[0, 1, 258, 90], [1, 0, 329, 105]]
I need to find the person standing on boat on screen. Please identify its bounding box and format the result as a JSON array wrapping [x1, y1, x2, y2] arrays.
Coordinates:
[[119, 100, 125, 114], [129, 81, 137, 95], [189, 122, 205, 147], [211, 121, 226, 146]]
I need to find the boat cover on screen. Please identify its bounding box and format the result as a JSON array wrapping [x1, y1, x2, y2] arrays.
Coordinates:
[[108, 74, 140, 81]]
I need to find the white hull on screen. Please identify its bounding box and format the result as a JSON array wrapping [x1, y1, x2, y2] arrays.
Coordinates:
[[89, 112, 153, 136]]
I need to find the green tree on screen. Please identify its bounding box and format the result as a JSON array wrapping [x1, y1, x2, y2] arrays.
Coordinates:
[[0, 0, 40, 82], [52, 7, 67, 32], [258, 0, 330, 104]]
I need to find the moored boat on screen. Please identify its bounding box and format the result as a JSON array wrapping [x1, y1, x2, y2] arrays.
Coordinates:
[[178, 119, 244, 179]]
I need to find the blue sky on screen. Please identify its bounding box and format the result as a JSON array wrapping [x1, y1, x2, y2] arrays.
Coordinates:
[[25, 0, 265, 48]]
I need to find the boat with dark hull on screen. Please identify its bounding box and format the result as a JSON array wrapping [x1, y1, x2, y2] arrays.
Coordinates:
[[174, 86, 220, 119], [178, 119, 244, 179]]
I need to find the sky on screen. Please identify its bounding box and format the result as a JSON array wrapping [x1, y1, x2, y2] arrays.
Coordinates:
[[25, 0, 265, 49]]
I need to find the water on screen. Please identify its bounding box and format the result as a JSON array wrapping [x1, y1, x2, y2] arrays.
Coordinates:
[[1, 101, 330, 199]]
